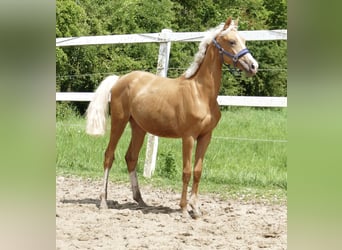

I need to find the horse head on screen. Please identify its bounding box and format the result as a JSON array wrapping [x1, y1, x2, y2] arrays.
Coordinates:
[[214, 17, 258, 76]]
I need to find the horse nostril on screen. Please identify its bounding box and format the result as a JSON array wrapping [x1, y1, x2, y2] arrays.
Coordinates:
[[250, 63, 258, 73]]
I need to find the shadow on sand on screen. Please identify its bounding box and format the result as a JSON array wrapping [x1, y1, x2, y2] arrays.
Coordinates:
[[61, 198, 181, 215]]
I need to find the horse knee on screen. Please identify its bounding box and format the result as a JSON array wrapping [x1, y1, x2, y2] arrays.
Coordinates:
[[193, 170, 202, 183], [182, 171, 191, 184]]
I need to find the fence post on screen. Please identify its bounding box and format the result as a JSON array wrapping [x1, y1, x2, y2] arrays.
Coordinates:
[[143, 29, 172, 178]]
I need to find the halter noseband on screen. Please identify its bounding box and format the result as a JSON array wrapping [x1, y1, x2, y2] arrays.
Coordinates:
[[212, 38, 250, 75]]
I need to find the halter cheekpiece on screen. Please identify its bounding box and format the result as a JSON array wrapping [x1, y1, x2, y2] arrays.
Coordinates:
[[212, 38, 250, 76]]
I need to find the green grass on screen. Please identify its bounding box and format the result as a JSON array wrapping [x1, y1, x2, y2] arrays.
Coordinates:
[[56, 107, 287, 202]]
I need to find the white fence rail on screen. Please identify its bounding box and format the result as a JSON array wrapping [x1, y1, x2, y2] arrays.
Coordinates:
[[56, 28, 287, 177], [56, 30, 286, 46], [56, 92, 287, 107]]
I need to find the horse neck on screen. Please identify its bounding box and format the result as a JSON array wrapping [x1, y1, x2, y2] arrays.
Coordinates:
[[193, 44, 222, 101]]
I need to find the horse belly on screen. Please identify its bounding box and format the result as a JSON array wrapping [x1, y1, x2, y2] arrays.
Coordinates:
[[134, 113, 181, 138], [132, 106, 217, 139], [130, 100, 182, 138]]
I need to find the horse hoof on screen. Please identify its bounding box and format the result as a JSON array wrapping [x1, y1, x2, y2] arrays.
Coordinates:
[[180, 209, 192, 219], [191, 210, 202, 219], [189, 207, 202, 219]]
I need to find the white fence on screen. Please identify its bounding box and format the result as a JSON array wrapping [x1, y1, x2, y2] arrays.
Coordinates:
[[56, 28, 287, 177]]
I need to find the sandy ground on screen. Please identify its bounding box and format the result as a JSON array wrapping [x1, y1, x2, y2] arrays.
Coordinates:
[[56, 176, 287, 249]]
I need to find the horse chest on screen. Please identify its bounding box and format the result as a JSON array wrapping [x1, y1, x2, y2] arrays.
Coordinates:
[[198, 107, 221, 132], [181, 103, 221, 136]]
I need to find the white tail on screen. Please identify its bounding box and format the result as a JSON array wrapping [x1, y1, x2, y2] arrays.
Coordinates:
[[86, 75, 120, 136]]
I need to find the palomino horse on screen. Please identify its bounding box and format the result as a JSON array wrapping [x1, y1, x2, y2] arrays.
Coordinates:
[[86, 17, 258, 218]]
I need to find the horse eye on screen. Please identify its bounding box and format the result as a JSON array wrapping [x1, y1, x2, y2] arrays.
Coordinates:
[[229, 40, 236, 46]]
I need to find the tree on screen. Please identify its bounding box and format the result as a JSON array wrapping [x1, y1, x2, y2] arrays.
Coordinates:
[[56, 0, 89, 37]]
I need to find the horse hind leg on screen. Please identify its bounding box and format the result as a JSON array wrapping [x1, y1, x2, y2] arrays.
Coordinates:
[[125, 119, 147, 207], [100, 117, 129, 209]]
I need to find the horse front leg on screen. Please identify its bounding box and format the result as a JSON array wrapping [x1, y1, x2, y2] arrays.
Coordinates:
[[180, 136, 195, 216], [189, 132, 212, 218]]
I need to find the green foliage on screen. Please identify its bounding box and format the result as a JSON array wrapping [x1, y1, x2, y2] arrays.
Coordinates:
[[56, 0, 89, 37], [158, 151, 178, 179], [263, 0, 287, 29], [56, 102, 79, 120], [56, 0, 287, 114]]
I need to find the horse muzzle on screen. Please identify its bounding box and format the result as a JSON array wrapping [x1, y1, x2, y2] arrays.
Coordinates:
[[239, 55, 258, 76]]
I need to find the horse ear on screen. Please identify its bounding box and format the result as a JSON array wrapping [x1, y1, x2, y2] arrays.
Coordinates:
[[235, 18, 239, 26], [223, 17, 232, 30]]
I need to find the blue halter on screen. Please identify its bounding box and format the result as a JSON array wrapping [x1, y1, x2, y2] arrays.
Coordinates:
[[212, 38, 250, 75]]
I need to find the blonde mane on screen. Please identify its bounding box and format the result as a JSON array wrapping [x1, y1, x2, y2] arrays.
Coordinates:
[[184, 20, 237, 78]]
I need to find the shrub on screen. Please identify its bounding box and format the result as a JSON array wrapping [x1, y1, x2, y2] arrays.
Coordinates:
[[56, 102, 79, 120], [158, 151, 177, 179]]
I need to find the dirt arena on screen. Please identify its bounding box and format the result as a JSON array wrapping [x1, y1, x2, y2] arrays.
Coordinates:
[[56, 176, 287, 249]]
